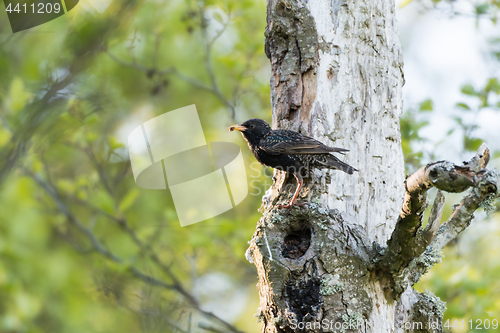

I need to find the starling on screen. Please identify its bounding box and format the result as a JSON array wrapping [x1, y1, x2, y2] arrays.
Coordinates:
[[228, 119, 357, 208]]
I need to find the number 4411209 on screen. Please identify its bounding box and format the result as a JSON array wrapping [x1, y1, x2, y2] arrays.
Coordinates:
[[444, 319, 499, 330], [5, 2, 62, 14]]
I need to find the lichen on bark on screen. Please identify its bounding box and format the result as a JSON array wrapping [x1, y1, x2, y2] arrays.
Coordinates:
[[248, 0, 499, 332], [249, 201, 377, 331]]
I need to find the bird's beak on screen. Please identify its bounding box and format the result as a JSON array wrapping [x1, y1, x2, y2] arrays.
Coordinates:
[[227, 125, 247, 132]]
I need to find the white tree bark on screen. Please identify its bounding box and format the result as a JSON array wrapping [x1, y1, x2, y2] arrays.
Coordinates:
[[307, 0, 405, 245], [247, 0, 499, 332]]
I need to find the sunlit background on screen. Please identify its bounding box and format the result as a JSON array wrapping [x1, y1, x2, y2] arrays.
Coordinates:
[[398, 1, 500, 332], [0, 0, 499, 332]]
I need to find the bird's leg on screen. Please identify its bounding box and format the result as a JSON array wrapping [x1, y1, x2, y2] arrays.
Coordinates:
[[278, 173, 304, 209]]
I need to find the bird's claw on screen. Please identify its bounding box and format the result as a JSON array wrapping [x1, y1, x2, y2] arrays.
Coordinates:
[[277, 200, 305, 209]]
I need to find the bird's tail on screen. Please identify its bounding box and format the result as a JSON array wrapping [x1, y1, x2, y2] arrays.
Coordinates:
[[317, 154, 358, 174]]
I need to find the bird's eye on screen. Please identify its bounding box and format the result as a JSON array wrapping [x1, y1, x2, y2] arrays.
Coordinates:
[[250, 124, 254, 128]]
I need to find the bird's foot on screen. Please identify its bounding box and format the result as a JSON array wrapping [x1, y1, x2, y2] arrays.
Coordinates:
[[277, 200, 305, 209]]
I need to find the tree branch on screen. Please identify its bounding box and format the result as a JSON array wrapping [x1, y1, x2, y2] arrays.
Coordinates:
[[381, 144, 498, 288], [429, 168, 498, 251], [107, 5, 237, 121], [107, 51, 235, 121], [421, 190, 445, 245], [198, 7, 235, 120], [0, 73, 74, 186], [25, 168, 244, 333], [0, 0, 145, 188]]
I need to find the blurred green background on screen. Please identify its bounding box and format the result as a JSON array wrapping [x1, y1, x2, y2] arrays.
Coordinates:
[[0, 0, 499, 332]]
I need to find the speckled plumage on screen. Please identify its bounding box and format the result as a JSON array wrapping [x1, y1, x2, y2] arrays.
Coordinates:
[[229, 119, 357, 207]]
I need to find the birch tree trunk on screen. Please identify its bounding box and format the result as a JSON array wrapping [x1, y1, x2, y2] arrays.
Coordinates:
[[246, 0, 499, 332]]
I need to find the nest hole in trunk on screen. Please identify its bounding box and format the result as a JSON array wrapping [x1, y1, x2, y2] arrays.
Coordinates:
[[282, 223, 312, 259]]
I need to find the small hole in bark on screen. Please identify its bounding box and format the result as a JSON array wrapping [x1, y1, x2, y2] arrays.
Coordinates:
[[282, 226, 311, 259], [288, 107, 299, 121]]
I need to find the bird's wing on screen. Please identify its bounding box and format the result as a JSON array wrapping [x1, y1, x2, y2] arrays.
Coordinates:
[[259, 130, 349, 155]]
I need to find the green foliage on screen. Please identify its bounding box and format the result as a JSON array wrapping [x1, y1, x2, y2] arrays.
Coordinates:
[[400, 0, 500, 23], [399, 0, 500, 316], [454, 78, 500, 153], [0, 0, 269, 332], [459, 79, 500, 109], [419, 99, 434, 112], [402, 75, 500, 173], [1, 0, 499, 331], [416, 211, 500, 331], [400, 109, 431, 172], [405, 81, 500, 331]]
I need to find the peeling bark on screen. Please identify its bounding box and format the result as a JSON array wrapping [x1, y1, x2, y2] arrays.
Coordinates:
[[382, 144, 498, 295], [265, 0, 319, 124], [248, 0, 499, 332]]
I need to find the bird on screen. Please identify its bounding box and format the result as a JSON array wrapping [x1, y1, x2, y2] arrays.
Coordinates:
[[228, 119, 357, 208]]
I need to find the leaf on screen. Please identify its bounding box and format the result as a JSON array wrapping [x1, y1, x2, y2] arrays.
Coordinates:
[[455, 102, 471, 111], [399, 0, 414, 8], [118, 189, 139, 212], [419, 99, 433, 112], [93, 190, 115, 215], [84, 113, 100, 125], [57, 179, 76, 194], [415, 120, 429, 131], [213, 12, 224, 24], [452, 116, 464, 127], [475, 4, 489, 15], [86, 132, 98, 143], [8, 78, 32, 112], [108, 136, 125, 151], [485, 78, 500, 94], [461, 84, 476, 96], [464, 137, 483, 152], [0, 124, 12, 147], [479, 93, 489, 108]]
